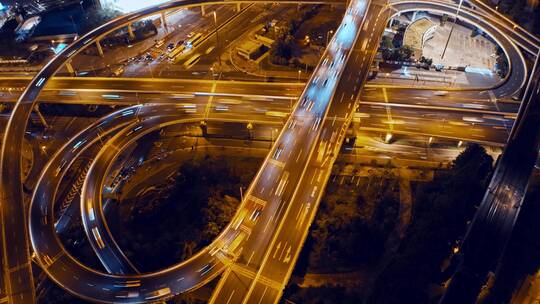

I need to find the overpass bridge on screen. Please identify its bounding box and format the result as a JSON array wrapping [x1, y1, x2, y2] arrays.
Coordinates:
[[0, 0, 538, 303], [441, 51, 540, 304]]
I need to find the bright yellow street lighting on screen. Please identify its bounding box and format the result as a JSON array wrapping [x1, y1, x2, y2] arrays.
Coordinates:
[[385, 133, 393, 143]]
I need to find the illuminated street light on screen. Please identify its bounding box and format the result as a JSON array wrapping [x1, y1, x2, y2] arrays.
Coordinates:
[[385, 132, 393, 143], [298, 70, 301, 82], [200, 120, 208, 137], [41, 145, 49, 157], [247, 122, 254, 140], [326, 30, 333, 46], [428, 136, 434, 145], [213, 11, 221, 71], [457, 140, 464, 148]]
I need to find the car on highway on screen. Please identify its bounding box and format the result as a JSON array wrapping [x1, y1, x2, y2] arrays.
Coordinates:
[[155, 38, 165, 48], [205, 46, 215, 54], [183, 53, 201, 69], [433, 90, 449, 96], [145, 287, 171, 300], [115, 291, 139, 299], [111, 66, 124, 77]]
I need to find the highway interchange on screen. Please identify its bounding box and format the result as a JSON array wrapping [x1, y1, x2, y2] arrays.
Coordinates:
[[0, 0, 539, 303], [441, 51, 540, 304]]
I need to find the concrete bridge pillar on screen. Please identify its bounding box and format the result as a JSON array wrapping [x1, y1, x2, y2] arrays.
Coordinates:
[[161, 12, 169, 32], [237, 3, 241, 12], [201, 5, 206, 16], [524, 50, 540, 99], [34, 105, 49, 129], [95, 40, 104, 57], [127, 23, 135, 40], [65, 60, 76, 76]]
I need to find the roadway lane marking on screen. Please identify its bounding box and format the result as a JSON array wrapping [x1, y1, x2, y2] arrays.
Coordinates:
[[310, 169, 319, 184], [225, 290, 235, 304], [256, 286, 268, 304], [208, 268, 233, 303], [263, 216, 273, 232], [295, 149, 303, 162], [274, 199, 287, 223], [247, 250, 256, 266], [296, 205, 310, 230]]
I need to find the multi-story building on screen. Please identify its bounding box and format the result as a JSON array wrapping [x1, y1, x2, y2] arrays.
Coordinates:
[[98, 0, 168, 12], [3, 0, 82, 16]]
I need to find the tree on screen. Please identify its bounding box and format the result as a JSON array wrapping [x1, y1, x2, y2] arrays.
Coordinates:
[[489, 0, 540, 35], [369, 144, 493, 303], [271, 34, 296, 63], [382, 36, 394, 49], [495, 46, 509, 78], [420, 56, 433, 67], [114, 156, 250, 272], [81, 5, 122, 34], [398, 45, 414, 61], [382, 48, 395, 61], [440, 14, 449, 26]]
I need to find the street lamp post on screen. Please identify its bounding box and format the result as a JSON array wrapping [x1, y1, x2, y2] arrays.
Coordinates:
[[298, 70, 301, 82], [213, 11, 222, 72], [326, 30, 333, 46], [441, 0, 464, 60], [427, 136, 433, 159], [148, 64, 154, 78]]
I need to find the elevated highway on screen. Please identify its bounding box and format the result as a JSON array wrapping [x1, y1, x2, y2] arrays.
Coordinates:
[[0, 1, 348, 302], [441, 54, 540, 303], [30, 104, 285, 302], [0, 0, 537, 303], [3, 0, 368, 301], [207, 1, 389, 302], [26, 0, 373, 301]]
